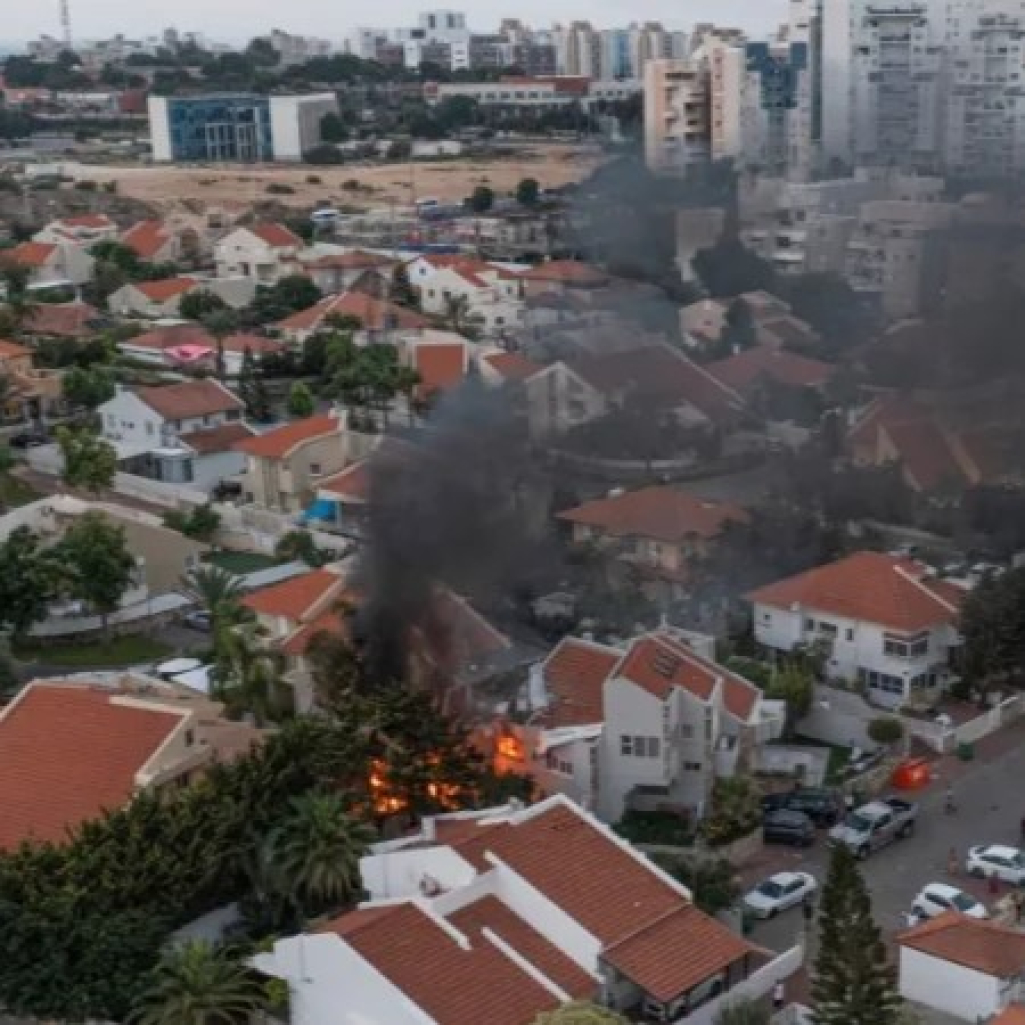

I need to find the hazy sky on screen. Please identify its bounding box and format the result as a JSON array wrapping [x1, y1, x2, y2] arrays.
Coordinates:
[[11, 1, 787, 45]]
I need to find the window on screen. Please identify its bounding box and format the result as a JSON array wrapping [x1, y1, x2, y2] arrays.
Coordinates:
[[804, 618, 815, 630], [883, 632, 929, 658], [846, 628, 854, 641], [145, 422, 154, 437], [545, 750, 573, 775], [680, 724, 694, 739], [684, 761, 702, 772], [310, 462, 322, 475], [621, 735, 660, 758]]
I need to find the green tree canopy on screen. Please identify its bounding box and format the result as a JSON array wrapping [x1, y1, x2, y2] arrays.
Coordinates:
[[55, 512, 137, 629], [960, 566, 1025, 690], [532, 1003, 628, 1025], [516, 176, 541, 206], [0, 526, 59, 638], [56, 428, 117, 494], [179, 289, 228, 321], [468, 184, 495, 213], [62, 365, 116, 410], [287, 380, 316, 419]]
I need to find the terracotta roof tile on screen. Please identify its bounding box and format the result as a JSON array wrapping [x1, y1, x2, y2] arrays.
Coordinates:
[[318, 459, 370, 503], [234, 413, 343, 460], [23, 301, 101, 338], [605, 903, 754, 1002], [122, 220, 172, 260], [58, 214, 115, 229], [277, 292, 429, 334], [136, 379, 243, 420], [898, 912, 1025, 977], [747, 551, 964, 633], [415, 342, 467, 397], [0, 338, 32, 359], [522, 260, 609, 287], [180, 422, 257, 455], [539, 637, 622, 728], [249, 222, 303, 248], [708, 345, 833, 393], [993, 1007, 1025, 1025], [279, 607, 353, 657], [134, 276, 198, 302], [241, 567, 342, 622], [6, 241, 57, 268], [0, 683, 186, 849], [485, 351, 541, 381], [308, 250, 396, 270], [127, 325, 284, 357], [883, 421, 967, 491], [559, 486, 746, 544]]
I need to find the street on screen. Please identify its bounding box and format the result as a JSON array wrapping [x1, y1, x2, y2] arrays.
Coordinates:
[[747, 720, 1025, 959]]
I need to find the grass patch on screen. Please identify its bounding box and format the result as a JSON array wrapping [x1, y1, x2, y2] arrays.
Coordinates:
[[205, 550, 278, 574], [614, 809, 694, 848], [1, 475, 42, 509], [793, 734, 853, 784], [15, 635, 173, 666]]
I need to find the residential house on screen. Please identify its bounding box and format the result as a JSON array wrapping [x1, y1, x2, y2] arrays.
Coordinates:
[[256, 794, 797, 1025], [522, 360, 606, 437], [479, 350, 542, 387], [34, 213, 119, 248], [898, 912, 1025, 1023], [2, 240, 95, 287], [520, 259, 610, 299], [415, 258, 526, 339], [316, 458, 372, 538], [108, 275, 257, 317], [300, 250, 397, 295], [118, 324, 287, 377], [275, 291, 429, 345], [235, 411, 353, 514], [493, 630, 782, 822], [411, 338, 470, 404], [0, 338, 64, 422], [121, 219, 194, 265], [22, 301, 103, 340], [214, 222, 304, 284], [706, 346, 833, 399], [557, 486, 747, 599], [0, 677, 263, 850], [97, 380, 254, 489], [748, 551, 968, 709]]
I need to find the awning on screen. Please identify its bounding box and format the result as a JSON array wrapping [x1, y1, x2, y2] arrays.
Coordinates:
[[300, 498, 336, 524]]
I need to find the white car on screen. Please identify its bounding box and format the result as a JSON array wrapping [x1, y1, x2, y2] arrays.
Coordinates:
[[743, 871, 817, 919], [966, 845, 1025, 885], [911, 882, 988, 920]]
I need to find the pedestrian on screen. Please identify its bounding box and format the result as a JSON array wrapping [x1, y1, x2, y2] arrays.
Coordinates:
[[773, 981, 786, 1012], [948, 846, 959, 876]]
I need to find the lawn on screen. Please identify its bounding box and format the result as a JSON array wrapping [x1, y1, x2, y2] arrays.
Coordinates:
[[0, 475, 41, 509], [205, 550, 279, 574], [793, 734, 853, 784], [15, 635, 174, 667]]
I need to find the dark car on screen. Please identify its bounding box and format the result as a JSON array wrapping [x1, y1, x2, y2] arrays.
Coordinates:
[[762, 787, 842, 827], [212, 480, 244, 502], [763, 809, 815, 847], [8, 431, 48, 449]]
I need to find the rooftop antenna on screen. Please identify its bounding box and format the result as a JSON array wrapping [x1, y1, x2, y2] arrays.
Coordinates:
[[59, 0, 73, 49]]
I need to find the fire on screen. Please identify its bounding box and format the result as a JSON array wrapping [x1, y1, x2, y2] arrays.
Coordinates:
[[368, 756, 465, 815], [496, 735, 524, 763]]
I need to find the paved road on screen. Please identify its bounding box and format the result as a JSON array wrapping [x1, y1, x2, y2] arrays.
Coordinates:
[[749, 722, 1025, 956]]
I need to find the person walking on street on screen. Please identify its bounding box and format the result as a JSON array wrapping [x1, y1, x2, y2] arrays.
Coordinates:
[[773, 981, 786, 1012], [948, 846, 959, 876]]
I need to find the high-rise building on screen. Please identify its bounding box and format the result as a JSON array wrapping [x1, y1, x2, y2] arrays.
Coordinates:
[[644, 58, 712, 174], [599, 29, 633, 79]]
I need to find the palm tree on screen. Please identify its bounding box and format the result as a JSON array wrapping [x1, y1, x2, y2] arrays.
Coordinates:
[[130, 940, 266, 1025], [442, 294, 484, 339], [266, 790, 376, 917], [213, 620, 286, 726], [201, 309, 240, 381], [0, 264, 38, 333], [182, 564, 245, 625]]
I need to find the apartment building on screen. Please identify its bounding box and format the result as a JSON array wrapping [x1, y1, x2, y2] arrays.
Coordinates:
[[644, 58, 712, 174]]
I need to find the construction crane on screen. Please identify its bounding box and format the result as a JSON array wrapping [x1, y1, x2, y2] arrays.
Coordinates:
[[59, 0, 72, 49]]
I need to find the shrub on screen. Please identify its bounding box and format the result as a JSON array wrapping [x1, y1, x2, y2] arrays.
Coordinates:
[[266, 182, 295, 195], [867, 716, 904, 747], [341, 178, 361, 191], [614, 809, 693, 848], [701, 776, 762, 847], [74, 180, 97, 191], [306, 175, 322, 184]]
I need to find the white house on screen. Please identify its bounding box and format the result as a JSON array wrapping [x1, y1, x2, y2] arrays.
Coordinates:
[[492, 630, 784, 824], [34, 213, 119, 247], [107, 276, 257, 317], [255, 794, 798, 1025], [4, 240, 95, 288], [416, 260, 526, 339], [97, 380, 253, 489], [214, 222, 303, 284], [898, 913, 1025, 1022], [299, 250, 397, 296], [747, 551, 968, 710]]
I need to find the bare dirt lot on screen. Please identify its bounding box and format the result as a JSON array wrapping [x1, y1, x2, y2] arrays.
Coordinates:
[[75, 144, 602, 215]]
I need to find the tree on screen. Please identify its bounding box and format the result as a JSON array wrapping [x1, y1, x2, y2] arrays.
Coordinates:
[[56, 427, 117, 494], [516, 176, 541, 206], [812, 845, 901, 1025], [248, 275, 321, 325], [468, 184, 495, 213], [0, 527, 58, 638], [867, 716, 905, 747], [265, 790, 375, 918], [0, 441, 15, 514], [237, 346, 272, 422], [442, 294, 484, 338], [391, 263, 418, 307], [960, 566, 1025, 690], [201, 309, 239, 381], [0, 631, 20, 699], [692, 237, 776, 298], [56, 511, 137, 632], [767, 663, 815, 739], [0, 262, 38, 330], [715, 998, 771, 1025], [319, 111, 349, 143], [181, 565, 245, 625], [702, 775, 762, 847], [275, 529, 329, 567], [287, 381, 315, 419], [62, 365, 116, 410], [721, 297, 758, 353], [90, 240, 142, 276], [532, 1004, 628, 1025], [129, 940, 266, 1025], [651, 853, 739, 916], [179, 289, 228, 322], [213, 620, 286, 725]]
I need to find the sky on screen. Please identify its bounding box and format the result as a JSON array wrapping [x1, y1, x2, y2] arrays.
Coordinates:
[[8, 1, 787, 46]]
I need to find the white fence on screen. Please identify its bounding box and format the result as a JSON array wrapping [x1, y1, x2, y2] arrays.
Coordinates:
[[904, 694, 1025, 754], [680, 945, 804, 1025], [215, 504, 355, 557]]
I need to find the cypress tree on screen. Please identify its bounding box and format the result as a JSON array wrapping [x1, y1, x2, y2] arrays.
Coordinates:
[[812, 844, 901, 1025]]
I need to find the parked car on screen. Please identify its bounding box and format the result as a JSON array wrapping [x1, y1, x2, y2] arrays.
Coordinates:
[[743, 871, 817, 919], [183, 610, 212, 632], [966, 845, 1025, 884], [763, 809, 815, 847], [912, 883, 988, 920], [212, 480, 244, 502], [828, 797, 918, 858], [762, 787, 843, 827], [8, 431, 47, 449]]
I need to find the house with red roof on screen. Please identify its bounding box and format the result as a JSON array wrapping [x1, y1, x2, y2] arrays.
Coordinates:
[[300, 249, 398, 295], [108, 274, 257, 317], [22, 300, 103, 339], [275, 291, 429, 345], [0, 677, 263, 850], [413, 257, 526, 339], [706, 346, 834, 398], [410, 337, 471, 403], [35, 213, 119, 248], [256, 794, 799, 1025], [557, 485, 747, 599], [121, 220, 182, 264], [748, 551, 968, 709], [489, 629, 781, 823], [479, 349, 541, 386], [1, 239, 95, 287], [215, 222, 304, 284], [118, 323, 287, 377]]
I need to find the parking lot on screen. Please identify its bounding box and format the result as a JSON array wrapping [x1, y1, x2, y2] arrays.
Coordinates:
[[746, 719, 1025, 965]]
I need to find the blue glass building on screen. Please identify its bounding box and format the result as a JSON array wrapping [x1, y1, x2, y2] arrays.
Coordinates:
[[150, 94, 273, 162]]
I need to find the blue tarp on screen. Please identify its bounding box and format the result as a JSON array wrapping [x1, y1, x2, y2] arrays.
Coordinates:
[[300, 498, 336, 524]]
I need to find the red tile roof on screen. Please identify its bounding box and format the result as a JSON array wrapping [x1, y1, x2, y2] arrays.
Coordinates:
[[6, 241, 57, 268], [559, 486, 746, 544], [58, 214, 115, 229], [277, 292, 429, 334], [485, 351, 541, 381], [568, 345, 744, 425], [249, 222, 303, 248], [0, 338, 32, 359], [279, 607, 353, 657], [747, 551, 964, 633], [234, 413, 343, 460], [898, 912, 1025, 977], [128, 325, 284, 357], [539, 637, 622, 728], [121, 220, 172, 260], [707, 345, 833, 392], [133, 276, 198, 303], [521, 260, 609, 287], [318, 459, 370, 503], [136, 379, 243, 420], [415, 342, 467, 397], [605, 903, 754, 1002], [180, 422, 257, 455], [23, 301, 100, 338], [242, 567, 342, 622], [0, 683, 186, 849], [333, 901, 563, 1025], [308, 250, 395, 270], [883, 420, 967, 491], [993, 1007, 1025, 1025]]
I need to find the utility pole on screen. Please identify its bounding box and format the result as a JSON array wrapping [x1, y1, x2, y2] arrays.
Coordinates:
[[59, 0, 72, 49]]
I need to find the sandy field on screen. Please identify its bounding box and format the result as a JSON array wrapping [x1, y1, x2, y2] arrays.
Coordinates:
[[76, 144, 602, 215]]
